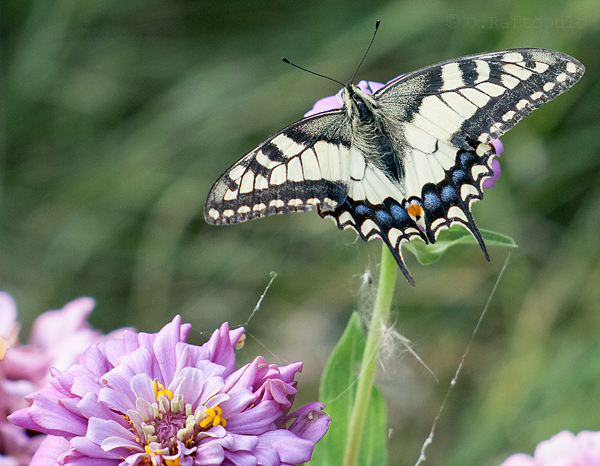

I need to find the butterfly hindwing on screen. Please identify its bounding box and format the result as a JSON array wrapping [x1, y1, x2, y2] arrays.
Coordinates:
[[205, 47, 584, 285], [321, 140, 496, 285]]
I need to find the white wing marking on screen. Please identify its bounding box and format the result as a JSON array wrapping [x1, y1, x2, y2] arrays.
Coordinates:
[[229, 163, 246, 181], [500, 73, 520, 89], [447, 206, 468, 222], [360, 219, 378, 236], [459, 87, 491, 107], [476, 82, 506, 97], [460, 184, 479, 200], [255, 174, 269, 189], [502, 63, 532, 81], [440, 62, 464, 91], [239, 171, 255, 194], [270, 164, 286, 185], [301, 150, 321, 180], [287, 157, 304, 182], [473, 60, 490, 83], [256, 150, 278, 169], [350, 148, 366, 180], [440, 92, 479, 119], [224, 188, 238, 201], [404, 123, 439, 154], [272, 134, 305, 158], [501, 51, 524, 62], [419, 95, 465, 133]]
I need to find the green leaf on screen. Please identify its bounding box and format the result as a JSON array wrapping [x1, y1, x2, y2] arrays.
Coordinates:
[[403, 226, 517, 265], [308, 312, 387, 466]]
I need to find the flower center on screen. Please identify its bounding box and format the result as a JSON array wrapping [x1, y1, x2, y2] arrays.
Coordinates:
[[123, 379, 228, 465]]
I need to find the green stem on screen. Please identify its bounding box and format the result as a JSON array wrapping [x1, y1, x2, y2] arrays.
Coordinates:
[[343, 243, 398, 466]]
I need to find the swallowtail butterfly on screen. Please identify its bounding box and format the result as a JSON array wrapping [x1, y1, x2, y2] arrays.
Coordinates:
[[205, 47, 584, 285]]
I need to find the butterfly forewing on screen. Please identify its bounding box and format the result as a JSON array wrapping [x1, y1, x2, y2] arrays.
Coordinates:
[[377, 48, 584, 147], [205, 47, 584, 285], [204, 110, 353, 225]]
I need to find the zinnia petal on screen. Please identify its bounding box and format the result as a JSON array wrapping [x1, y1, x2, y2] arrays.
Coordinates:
[[287, 402, 331, 442], [256, 429, 318, 465], [29, 435, 70, 466]]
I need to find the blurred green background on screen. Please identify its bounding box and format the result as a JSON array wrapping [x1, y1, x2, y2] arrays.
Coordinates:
[[1, 0, 599, 464]]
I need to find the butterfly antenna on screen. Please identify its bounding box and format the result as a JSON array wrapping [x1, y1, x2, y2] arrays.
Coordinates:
[[350, 20, 380, 84], [281, 57, 345, 87]]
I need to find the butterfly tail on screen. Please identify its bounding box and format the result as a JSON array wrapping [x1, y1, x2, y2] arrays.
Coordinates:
[[420, 181, 491, 262], [463, 209, 489, 261], [418, 141, 496, 262], [384, 239, 416, 287]]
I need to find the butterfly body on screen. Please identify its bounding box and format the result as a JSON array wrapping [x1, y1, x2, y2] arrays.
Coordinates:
[[205, 48, 584, 285], [344, 85, 404, 183]]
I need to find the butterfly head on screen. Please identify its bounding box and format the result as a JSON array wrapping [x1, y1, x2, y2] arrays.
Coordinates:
[[343, 84, 379, 124]]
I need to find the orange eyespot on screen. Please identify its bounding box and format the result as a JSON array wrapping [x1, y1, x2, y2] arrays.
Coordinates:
[[406, 202, 423, 220]]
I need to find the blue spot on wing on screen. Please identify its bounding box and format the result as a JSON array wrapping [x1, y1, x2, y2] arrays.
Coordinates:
[[441, 185, 456, 202], [451, 169, 468, 184], [390, 203, 408, 221], [460, 151, 476, 167], [423, 192, 441, 210], [375, 210, 393, 226], [355, 205, 370, 216]]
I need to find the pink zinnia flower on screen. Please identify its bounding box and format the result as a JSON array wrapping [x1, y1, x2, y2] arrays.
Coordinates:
[[499, 430, 600, 466], [9, 316, 331, 466], [304, 77, 503, 188]]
